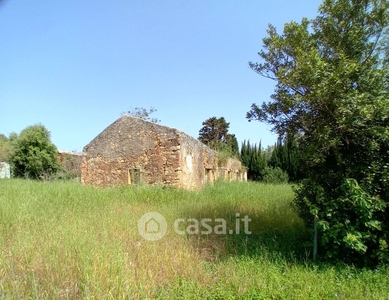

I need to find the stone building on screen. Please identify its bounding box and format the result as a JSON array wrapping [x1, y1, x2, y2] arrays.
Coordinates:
[[218, 158, 248, 182], [57, 151, 82, 179], [81, 115, 245, 189]]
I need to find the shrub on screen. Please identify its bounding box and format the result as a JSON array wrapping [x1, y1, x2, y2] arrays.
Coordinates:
[[262, 167, 289, 184], [9, 124, 61, 180]]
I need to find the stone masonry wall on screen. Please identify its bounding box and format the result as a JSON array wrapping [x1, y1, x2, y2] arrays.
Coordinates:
[[178, 131, 217, 189], [82, 116, 182, 187], [57, 151, 82, 178], [81, 116, 244, 189], [216, 158, 247, 181]]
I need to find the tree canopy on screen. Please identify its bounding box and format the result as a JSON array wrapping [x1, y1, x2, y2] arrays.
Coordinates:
[[248, 0, 389, 266], [0, 134, 10, 162], [10, 124, 60, 179], [198, 117, 229, 145], [198, 116, 239, 156]]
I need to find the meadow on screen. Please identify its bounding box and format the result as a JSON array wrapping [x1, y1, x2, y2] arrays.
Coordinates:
[[0, 179, 388, 299]]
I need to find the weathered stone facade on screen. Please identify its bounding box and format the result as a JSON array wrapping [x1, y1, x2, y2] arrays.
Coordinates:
[[57, 151, 82, 178], [217, 158, 248, 181], [82, 115, 245, 189]]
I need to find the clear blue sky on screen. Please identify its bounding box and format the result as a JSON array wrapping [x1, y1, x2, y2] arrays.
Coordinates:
[[0, 0, 322, 152]]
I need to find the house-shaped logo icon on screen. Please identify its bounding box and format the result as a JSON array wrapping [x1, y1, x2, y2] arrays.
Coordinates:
[[145, 218, 160, 233], [138, 212, 168, 241]]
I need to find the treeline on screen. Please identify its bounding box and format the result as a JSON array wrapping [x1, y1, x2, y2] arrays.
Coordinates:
[[0, 124, 80, 180], [240, 137, 303, 183]]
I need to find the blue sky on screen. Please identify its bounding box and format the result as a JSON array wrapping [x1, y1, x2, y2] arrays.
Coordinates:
[[0, 0, 322, 152]]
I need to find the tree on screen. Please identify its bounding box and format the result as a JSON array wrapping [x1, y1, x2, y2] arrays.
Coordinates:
[[226, 133, 239, 156], [198, 117, 230, 146], [240, 140, 267, 181], [0, 134, 10, 162], [10, 125, 60, 180], [123, 107, 160, 123], [240, 139, 251, 168], [249, 143, 267, 181], [198, 117, 239, 156], [199, 116, 240, 159], [268, 136, 303, 182], [248, 0, 389, 266]]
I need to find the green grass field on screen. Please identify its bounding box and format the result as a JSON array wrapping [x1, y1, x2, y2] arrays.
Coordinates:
[[0, 179, 388, 299]]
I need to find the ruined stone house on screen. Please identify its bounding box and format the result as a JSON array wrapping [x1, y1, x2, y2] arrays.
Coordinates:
[[57, 151, 82, 178], [81, 115, 245, 189], [218, 158, 248, 182]]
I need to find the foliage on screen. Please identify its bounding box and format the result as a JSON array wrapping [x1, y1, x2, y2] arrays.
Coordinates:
[[240, 140, 267, 181], [56, 152, 82, 180], [241, 138, 302, 183], [123, 106, 160, 123], [227, 133, 239, 157], [239, 140, 251, 168], [262, 166, 289, 184], [199, 116, 239, 156], [269, 136, 303, 182], [263, 144, 275, 162], [9, 124, 61, 180], [247, 0, 389, 266], [0, 134, 10, 162], [198, 116, 229, 145]]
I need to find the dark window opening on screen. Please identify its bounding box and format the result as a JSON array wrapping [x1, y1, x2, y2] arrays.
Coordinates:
[[205, 168, 214, 184], [128, 168, 141, 185]]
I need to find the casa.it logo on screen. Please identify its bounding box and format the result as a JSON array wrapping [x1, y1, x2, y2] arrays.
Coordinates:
[[137, 212, 168, 241], [138, 212, 252, 241]]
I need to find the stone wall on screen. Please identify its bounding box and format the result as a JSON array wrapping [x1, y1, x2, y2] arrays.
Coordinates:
[[82, 115, 245, 189], [57, 151, 82, 178], [82, 116, 182, 187], [178, 131, 217, 189], [217, 158, 247, 181]]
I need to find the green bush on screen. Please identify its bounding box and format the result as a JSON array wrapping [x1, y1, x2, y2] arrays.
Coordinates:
[[262, 167, 289, 184], [9, 124, 61, 180]]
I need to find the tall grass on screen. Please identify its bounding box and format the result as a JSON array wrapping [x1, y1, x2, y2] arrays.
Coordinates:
[[0, 179, 388, 299]]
